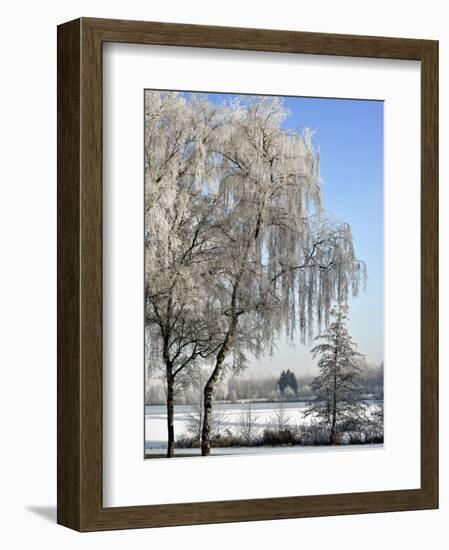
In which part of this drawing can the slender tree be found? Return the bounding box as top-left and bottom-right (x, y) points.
(306, 305), (364, 443)
(238, 402), (259, 444)
(144, 91), (225, 456)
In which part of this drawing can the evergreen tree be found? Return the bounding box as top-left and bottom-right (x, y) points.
(288, 371), (299, 395)
(277, 370), (288, 395)
(306, 305), (364, 443)
(277, 370), (299, 396)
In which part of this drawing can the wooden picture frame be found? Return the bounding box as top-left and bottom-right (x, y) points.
(57, 17), (438, 531)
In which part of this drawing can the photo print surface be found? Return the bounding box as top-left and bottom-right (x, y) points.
(144, 90), (384, 459)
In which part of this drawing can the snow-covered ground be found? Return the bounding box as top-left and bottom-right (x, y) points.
(144, 443), (383, 456)
(145, 401), (382, 455)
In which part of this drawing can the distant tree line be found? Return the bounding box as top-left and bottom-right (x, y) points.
(358, 361), (383, 399)
(145, 361), (383, 405)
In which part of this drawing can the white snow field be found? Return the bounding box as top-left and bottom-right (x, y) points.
(144, 401), (382, 457)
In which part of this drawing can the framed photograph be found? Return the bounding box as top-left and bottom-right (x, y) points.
(57, 17), (438, 531)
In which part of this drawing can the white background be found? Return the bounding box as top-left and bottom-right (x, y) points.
(103, 44), (420, 506)
(0, 0), (446, 548)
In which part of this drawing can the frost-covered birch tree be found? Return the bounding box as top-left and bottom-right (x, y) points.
(305, 305), (364, 443)
(198, 96), (367, 455)
(144, 91), (226, 456)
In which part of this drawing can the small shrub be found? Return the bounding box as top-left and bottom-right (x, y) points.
(261, 428), (299, 446)
(175, 436), (201, 448)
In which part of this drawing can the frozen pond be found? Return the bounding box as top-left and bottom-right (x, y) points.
(146, 401), (308, 448)
(145, 400), (381, 455)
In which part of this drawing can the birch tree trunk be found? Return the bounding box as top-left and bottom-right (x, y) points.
(201, 325), (236, 456)
(200, 239), (249, 456)
(201, 363), (222, 456)
(166, 369), (175, 458)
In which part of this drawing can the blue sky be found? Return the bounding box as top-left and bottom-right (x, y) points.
(185, 91), (384, 372)
(281, 96), (384, 369)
